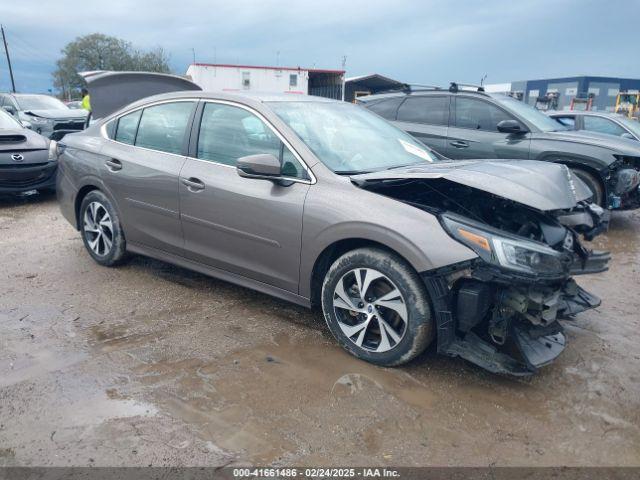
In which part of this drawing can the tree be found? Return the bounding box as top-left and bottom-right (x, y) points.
(52, 33), (171, 99)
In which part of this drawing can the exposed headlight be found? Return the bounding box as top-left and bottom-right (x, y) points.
(48, 140), (58, 161)
(441, 214), (568, 276)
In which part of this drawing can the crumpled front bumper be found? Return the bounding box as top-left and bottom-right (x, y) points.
(421, 251), (608, 376)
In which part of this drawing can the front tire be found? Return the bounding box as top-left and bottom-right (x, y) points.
(321, 247), (434, 366)
(79, 190), (127, 266)
(572, 168), (604, 207)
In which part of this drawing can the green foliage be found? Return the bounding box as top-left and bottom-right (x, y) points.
(52, 33), (171, 97)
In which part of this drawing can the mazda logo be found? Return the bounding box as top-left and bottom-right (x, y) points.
(11, 153), (24, 162)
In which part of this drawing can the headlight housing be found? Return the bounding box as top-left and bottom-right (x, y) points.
(27, 116), (52, 125)
(441, 214), (569, 276)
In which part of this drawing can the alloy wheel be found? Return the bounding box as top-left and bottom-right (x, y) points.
(83, 201), (114, 257)
(332, 268), (408, 353)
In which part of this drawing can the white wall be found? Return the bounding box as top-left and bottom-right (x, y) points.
(186, 65), (309, 94)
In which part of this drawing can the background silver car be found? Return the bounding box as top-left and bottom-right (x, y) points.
(0, 93), (87, 140)
(548, 110), (640, 141)
(55, 79), (610, 375)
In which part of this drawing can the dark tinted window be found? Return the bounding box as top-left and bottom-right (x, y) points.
(114, 110), (142, 145)
(135, 102), (194, 154)
(197, 102), (308, 179)
(554, 116), (575, 128)
(454, 97), (513, 132)
(397, 96), (449, 125)
(583, 116), (626, 137)
(365, 97), (404, 120)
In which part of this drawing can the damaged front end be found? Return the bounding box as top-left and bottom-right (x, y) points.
(353, 162), (611, 375)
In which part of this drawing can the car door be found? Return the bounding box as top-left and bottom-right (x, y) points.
(99, 100), (196, 254)
(394, 95), (450, 155)
(446, 96), (531, 160)
(178, 101), (311, 293)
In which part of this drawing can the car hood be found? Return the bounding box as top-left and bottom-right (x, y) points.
(350, 159), (592, 212)
(0, 127), (49, 150)
(539, 129), (640, 156)
(80, 70), (202, 119)
(22, 109), (87, 120)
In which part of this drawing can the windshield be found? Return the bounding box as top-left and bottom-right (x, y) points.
(268, 101), (438, 174)
(15, 95), (68, 111)
(491, 94), (567, 132)
(617, 116), (640, 138)
(0, 109), (22, 129)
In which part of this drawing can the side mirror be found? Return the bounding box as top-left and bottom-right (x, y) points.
(621, 132), (637, 141)
(2, 105), (16, 116)
(237, 153), (282, 180)
(497, 119), (526, 134)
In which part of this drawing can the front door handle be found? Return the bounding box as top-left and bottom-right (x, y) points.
(105, 159), (122, 171)
(181, 177), (205, 192)
(449, 140), (469, 149)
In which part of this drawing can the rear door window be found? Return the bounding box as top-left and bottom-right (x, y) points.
(365, 97), (404, 120)
(114, 110), (142, 145)
(397, 96), (449, 125)
(135, 102), (195, 154)
(454, 97), (513, 132)
(583, 116), (626, 137)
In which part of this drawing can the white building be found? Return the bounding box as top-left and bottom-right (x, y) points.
(185, 63), (345, 100)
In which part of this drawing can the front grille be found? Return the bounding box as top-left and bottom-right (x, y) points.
(53, 120), (85, 131)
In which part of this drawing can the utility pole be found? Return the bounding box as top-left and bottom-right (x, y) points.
(191, 48), (196, 65)
(1, 25), (16, 93)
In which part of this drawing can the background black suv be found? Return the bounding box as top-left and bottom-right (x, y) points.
(358, 84), (640, 209)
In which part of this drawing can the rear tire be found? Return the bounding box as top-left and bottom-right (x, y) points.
(79, 190), (127, 266)
(321, 247), (434, 366)
(572, 168), (604, 207)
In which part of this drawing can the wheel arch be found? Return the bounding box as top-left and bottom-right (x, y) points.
(73, 179), (121, 230)
(308, 238), (417, 309)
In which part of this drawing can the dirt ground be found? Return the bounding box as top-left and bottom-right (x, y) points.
(0, 191), (639, 468)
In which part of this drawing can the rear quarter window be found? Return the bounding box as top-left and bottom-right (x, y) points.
(364, 97), (404, 120)
(115, 110), (142, 145)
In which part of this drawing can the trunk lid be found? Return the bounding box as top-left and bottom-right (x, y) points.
(80, 71), (202, 119)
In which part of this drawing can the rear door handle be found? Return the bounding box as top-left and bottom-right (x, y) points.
(105, 159), (122, 171)
(449, 140), (469, 148)
(181, 177), (205, 192)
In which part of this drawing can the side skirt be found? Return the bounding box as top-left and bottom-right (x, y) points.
(127, 242), (312, 309)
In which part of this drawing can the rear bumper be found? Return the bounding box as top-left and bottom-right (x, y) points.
(0, 162), (57, 193)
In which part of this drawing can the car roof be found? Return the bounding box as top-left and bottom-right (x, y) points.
(357, 88), (490, 103)
(123, 90), (339, 108)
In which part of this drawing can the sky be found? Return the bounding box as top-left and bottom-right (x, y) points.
(1, 0), (639, 93)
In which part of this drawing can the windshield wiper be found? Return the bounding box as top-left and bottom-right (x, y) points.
(334, 170), (374, 175)
(385, 162), (425, 171)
